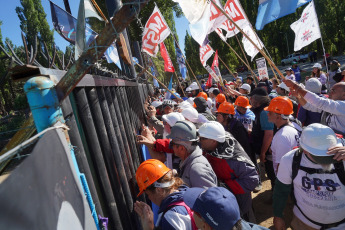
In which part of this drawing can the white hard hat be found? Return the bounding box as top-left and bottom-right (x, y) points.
(151, 100), (162, 108)
(278, 82), (290, 92)
(240, 83), (251, 93)
(182, 107), (199, 123)
(312, 63), (322, 69)
(305, 78), (322, 94)
(198, 121), (226, 143)
(300, 123), (342, 157)
(186, 82), (199, 91)
(162, 112), (185, 127)
(179, 101), (193, 110)
(208, 87), (215, 94)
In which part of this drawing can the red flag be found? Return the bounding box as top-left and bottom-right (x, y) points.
(206, 50), (219, 87)
(200, 44), (214, 66)
(160, 42), (175, 72)
(142, 6), (170, 57)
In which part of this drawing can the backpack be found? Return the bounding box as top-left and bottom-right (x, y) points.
(291, 147), (345, 229)
(159, 201), (198, 230)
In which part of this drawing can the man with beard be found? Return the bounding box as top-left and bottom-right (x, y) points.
(198, 121), (259, 222)
(273, 124), (345, 230)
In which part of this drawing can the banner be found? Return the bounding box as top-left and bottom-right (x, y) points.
(219, 0), (250, 38)
(290, 1), (321, 51)
(215, 28), (227, 42)
(256, 0), (312, 30)
(189, 0), (227, 45)
(256, 57), (269, 80)
(160, 43), (175, 72)
(172, 0), (209, 24)
(200, 44), (214, 67)
(104, 43), (122, 70)
(84, 0), (103, 21)
(151, 66), (160, 87)
(242, 25), (264, 61)
(142, 6), (171, 57)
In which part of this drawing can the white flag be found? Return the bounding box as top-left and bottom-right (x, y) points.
(219, 0), (250, 38)
(290, 1), (321, 51)
(187, 0), (227, 45)
(242, 25), (264, 61)
(104, 44), (122, 70)
(142, 6), (171, 57)
(172, 0), (209, 24)
(84, 0), (103, 21)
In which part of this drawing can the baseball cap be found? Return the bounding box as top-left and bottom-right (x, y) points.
(184, 187), (241, 230)
(312, 63), (322, 69)
(186, 82), (199, 91)
(285, 67), (293, 71)
(240, 83), (251, 93)
(249, 87), (268, 96)
(305, 78), (322, 94)
(278, 82), (290, 92)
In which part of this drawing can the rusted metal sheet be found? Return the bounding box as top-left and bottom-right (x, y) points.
(55, 2), (148, 101)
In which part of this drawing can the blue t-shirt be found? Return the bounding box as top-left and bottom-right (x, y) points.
(260, 111), (274, 130)
(292, 66), (301, 82)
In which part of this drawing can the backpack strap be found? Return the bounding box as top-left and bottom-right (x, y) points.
(291, 148), (303, 181)
(163, 201), (198, 230)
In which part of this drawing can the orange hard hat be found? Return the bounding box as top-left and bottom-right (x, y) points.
(234, 96), (251, 108)
(264, 96), (293, 115)
(197, 92), (208, 100)
(136, 159), (171, 197)
(217, 102), (235, 115)
(216, 93), (226, 103)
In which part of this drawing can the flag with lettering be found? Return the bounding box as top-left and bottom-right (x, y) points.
(200, 44), (214, 67)
(219, 0), (250, 38)
(142, 6), (171, 57)
(290, 1), (321, 51)
(160, 42), (175, 72)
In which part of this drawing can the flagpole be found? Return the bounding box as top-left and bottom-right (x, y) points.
(216, 36), (259, 81)
(218, 55), (236, 79)
(233, 34), (259, 83)
(235, 0), (279, 82)
(174, 71), (186, 97)
(210, 0), (285, 80)
(136, 62), (180, 99)
(312, 0), (328, 74)
(89, 0), (109, 22)
(154, 3), (203, 91)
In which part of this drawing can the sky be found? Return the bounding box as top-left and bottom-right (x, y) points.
(0, 0), (190, 55)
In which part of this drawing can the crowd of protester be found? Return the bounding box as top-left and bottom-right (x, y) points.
(134, 60), (345, 230)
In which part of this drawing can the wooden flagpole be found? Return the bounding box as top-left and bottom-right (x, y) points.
(154, 3), (203, 91)
(210, 0), (285, 80)
(174, 71), (186, 97)
(90, 0), (109, 23)
(218, 55), (236, 79)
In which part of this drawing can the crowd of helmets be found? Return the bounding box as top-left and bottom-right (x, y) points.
(133, 60), (345, 230)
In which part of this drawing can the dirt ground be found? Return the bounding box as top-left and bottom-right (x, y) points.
(252, 163), (294, 229)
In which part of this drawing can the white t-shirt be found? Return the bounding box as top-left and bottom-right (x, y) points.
(286, 74), (296, 81)
(278, 150), (345, 229)
(271, 123), (301, 174)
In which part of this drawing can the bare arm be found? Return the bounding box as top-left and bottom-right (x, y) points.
(260, 130), (273, 163)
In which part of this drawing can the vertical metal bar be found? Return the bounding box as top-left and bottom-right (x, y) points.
(104, 87), (136, 177)
(60, 95), (103, 216)
(122, 28), (137, 79)
(86, 87), (135, 230)
(110, 87), (140, 170)
(73, 87), (123, 230)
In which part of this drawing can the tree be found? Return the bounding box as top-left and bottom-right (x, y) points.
(16, 0), (54, 54)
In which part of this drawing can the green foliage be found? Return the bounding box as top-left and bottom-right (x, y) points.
(15, 0), (54, 53)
